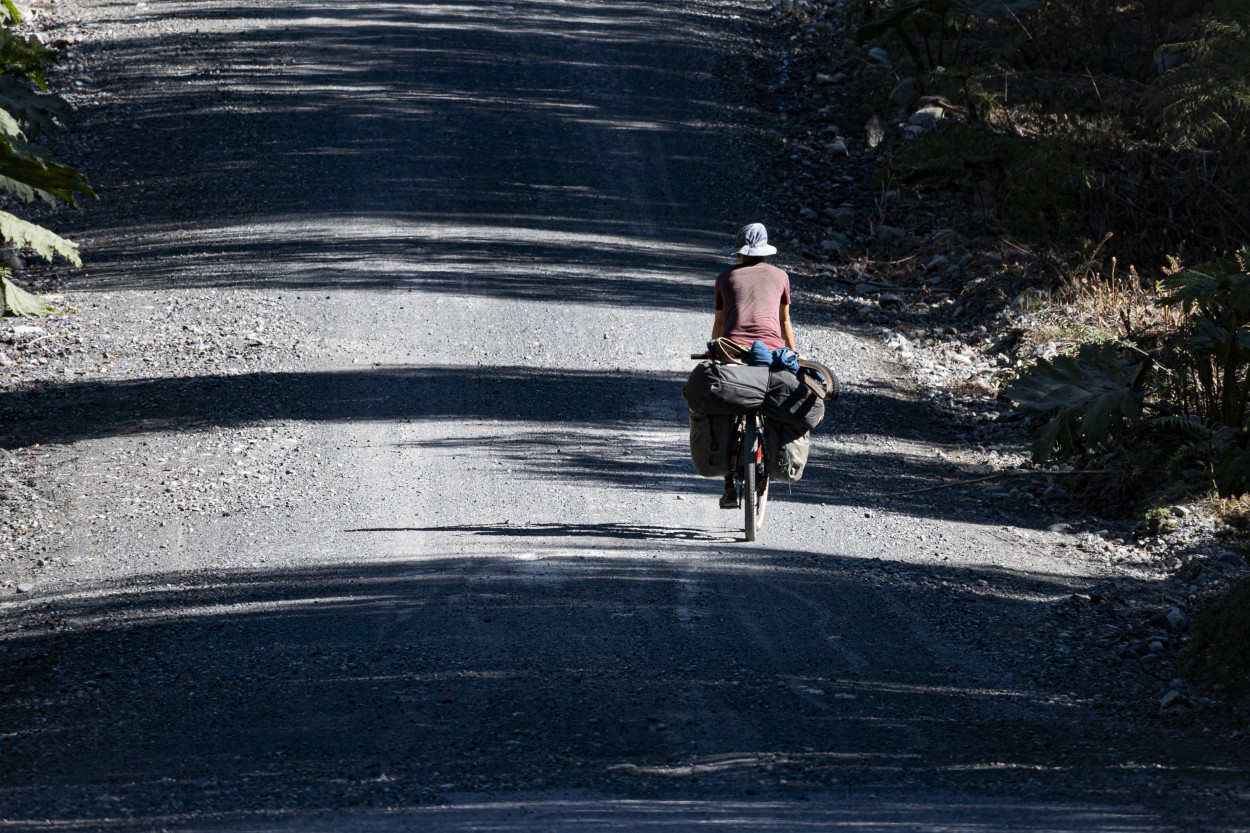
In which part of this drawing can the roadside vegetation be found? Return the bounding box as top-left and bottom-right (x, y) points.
(816, 0), (1250, 702)
(0, 0), (91, 313)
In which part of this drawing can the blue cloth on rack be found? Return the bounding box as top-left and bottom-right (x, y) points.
(747, 341), (773, 367)
(771, 347), (799, 374)
(746, 341), (801, 374)
(740, 340), (800, 372)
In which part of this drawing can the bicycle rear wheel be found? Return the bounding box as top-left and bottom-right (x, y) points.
(743, 414), (758, 541)
(756, 463), (769, 529)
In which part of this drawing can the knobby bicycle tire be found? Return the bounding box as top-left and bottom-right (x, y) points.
(756, 461), (769, 530)
(798, 358), (840, 401)
(743, 414), (758, 542)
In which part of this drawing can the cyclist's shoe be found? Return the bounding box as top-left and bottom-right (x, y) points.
(719, 482), (739, 509)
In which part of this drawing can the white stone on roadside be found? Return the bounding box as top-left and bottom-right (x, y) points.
(815, 73), (837, 85)
(1159, 690), (1188, 709)
(867, 47), (891, 65)
(16, 582), (33, 593)
(12, 325), (43, 337)
(865, 115), (885, 149)
(1165, 607), (1187, 632)
(909, 106), (945, 129)
(1171, 505), (1191, 518)
(828, 137), (848, 155)
(1048, 523), (1073, 533)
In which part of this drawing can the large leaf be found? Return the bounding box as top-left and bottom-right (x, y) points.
(1214, 444), (1250, 498)
(1007, 342), (1145, 460)
(1030, 409), (1078, 461)
(1, 273), (51, 316)
(0, 210), (80, 265)
(0, 76), (72, 134)
(1159, 249), (1250, 315)
(0, 28), (55, 92)
(0, 173), (44, 205)
(0, 134), (94, 206)
(0, 106), (21, 140)
(1190, 314), (1233, 352)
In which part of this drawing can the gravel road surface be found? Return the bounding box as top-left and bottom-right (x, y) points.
(1, 0), (1248, 830)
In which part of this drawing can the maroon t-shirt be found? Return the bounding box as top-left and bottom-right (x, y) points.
(714, 262), (791, 350)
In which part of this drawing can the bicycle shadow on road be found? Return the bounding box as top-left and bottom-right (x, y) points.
(347, 522), (735, 544)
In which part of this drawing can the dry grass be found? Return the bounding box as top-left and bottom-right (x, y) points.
(1015, 236), (1188, 358)
(1061, 242), (1187, 346)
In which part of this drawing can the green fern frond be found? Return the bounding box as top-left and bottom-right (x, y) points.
(1150, 413), (1210, 438)
(1146, 1), (1250, 148)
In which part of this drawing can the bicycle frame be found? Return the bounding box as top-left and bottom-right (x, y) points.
(731, 411), (768, 542)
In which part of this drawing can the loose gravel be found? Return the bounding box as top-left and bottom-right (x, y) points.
(0, 0), (1248, 830)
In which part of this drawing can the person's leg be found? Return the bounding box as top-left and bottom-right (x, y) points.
(719, 472), (737, 508)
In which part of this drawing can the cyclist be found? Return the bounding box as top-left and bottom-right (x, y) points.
(710, 222), (796, 508)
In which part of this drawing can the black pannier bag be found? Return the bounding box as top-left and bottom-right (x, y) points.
(683, 361), (770, 415)
(688, 411), (735, 477)
(765, 421), (812, 482)
(762, 369), (825, 431)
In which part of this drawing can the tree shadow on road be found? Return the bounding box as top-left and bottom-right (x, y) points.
(48, 0), (754, 311)
(1, 362), (1053, 529)
(0, 551), (1241, 830)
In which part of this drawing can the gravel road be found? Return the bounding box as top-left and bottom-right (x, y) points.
(1, 0), (1248, 830)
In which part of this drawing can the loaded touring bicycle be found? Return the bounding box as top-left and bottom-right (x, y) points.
(686, 343), (837, 541)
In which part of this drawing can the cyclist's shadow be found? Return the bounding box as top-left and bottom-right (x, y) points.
(347, 522), (735, 543)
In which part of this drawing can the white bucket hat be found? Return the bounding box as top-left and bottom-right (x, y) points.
(726, 222), (778, 257)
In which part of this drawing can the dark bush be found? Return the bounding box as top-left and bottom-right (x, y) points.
(1181, 576), (1250, 699)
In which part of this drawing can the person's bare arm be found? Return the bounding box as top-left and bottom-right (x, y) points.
(779, 303), (796, 351)
(711, 309), (725, 342)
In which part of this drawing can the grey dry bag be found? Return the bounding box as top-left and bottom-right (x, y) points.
(683, 361), (770, 416)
